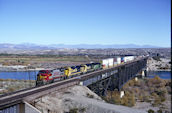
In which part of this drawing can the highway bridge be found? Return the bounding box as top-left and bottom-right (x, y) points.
(0, 57), (148, 113)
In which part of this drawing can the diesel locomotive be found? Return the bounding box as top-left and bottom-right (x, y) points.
(36, 63), (102, 85)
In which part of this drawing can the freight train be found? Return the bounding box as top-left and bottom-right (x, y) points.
(36, 56), (135, 86)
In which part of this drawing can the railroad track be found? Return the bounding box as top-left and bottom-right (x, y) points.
(0, 77), (79, 109)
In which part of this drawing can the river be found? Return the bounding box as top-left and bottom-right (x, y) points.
(147, 71), (171, 79)
(0, 71), (171, 80)
(0, 71), (38, 80)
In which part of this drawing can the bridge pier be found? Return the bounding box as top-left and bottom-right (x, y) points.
(134, 77), (138, 81)
(120, 91), (125, 98)
(141, 69), (147, 78)
(141, 70), (145, 78)
(23, 101), (41, 113)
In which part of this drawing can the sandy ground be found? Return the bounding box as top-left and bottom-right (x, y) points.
(33, 85), (148, 113)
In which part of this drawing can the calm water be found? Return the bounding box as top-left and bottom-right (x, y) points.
(147, 71), (171, 79)
(0, 71), (38, 80)
(0, 71), (171, 80)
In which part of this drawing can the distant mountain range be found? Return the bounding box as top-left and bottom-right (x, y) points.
(0, 43), (162, 49)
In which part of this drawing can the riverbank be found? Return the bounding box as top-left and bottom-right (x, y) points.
(147, 57), (171, 71)
(0, 79), (35, 95)
(0, 65), (45, 72)
(0, 55), (91, 72)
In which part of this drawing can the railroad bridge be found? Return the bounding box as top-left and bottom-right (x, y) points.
(0, 57), (148, 113)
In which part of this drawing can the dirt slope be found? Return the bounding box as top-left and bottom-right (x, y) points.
(33, 85), (147, 113)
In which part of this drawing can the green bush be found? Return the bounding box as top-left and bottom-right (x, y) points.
(69, 107), (86, 113)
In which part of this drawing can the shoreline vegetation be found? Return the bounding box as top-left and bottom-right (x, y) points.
(0, 79), (35, 95)
(0, 55), (171, 72)
(102, 76), (171, 113)
(0, 55), (96, 71)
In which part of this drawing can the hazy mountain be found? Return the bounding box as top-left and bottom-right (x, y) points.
(0, 43), (161, 50)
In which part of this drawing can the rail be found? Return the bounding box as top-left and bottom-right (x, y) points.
(0, 77), (79, 109)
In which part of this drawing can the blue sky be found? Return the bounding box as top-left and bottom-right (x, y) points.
(0, 0), (171, 47)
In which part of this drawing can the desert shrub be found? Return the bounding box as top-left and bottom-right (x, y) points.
(164, 110), (170, 113)
(140, 81), (146, 89)
(69, 108), (78, 113)
(148, 109), (155, 113)
(111, 91), (121, 105)
(147, 76), (166, 88)
(134, 88), (140, 94)
(149, 87), (155, 93)
(166, 86), (171, 94)
(152, 96), (161, 107)
(143, 95), (151, 102)
(0, 79), (4, 82)
(120, 96), (128, 106)
(159, 66), (170, 70)
(138, 95), (144, 102)
(128, 80), (135, 86)
(2, 62), (10, 66)
(123, 83), (129, 89)
(105, 91), (114, 103)
(153, 76), (161, 83)
(155, 88), (167, 97)
(138, 91), (150, 102)
(79, 107), (86, 112)
(134, 80), (141, 87)
(86, 93), (94, 98)
(160, 96), (166, 102)
(7, 87), (15, 92)
(165, 81), (171, 88)
(120, 91), (135, 107)
(127, 93), (136, 107)
(152, 56), (161, 61)
(151, 92), (158, 98)
(157, 109), (163, 113)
